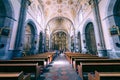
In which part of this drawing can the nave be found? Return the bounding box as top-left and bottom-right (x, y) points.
(1, 0), (120, 80)
(39, 53), (81, 80)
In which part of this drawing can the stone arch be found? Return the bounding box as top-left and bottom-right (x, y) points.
(0, 0), (15, 59)
(46, 16), (74, 28)
(113, 0), (120, 27)
(23, 19), (38, 55)
(107, 0), (120, 50)
(45, 17), (75, 30)
(81, 19), (97, 55)
(82, 19), (93, 53)
(83, 21), (97, 55)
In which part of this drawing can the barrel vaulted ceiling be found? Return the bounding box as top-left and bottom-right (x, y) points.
(39, 0), (81, 24)
(36, 0), (90, 35)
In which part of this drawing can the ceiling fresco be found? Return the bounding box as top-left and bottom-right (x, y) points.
(36, 0), (90, 36)
(40, 0), (81, 24)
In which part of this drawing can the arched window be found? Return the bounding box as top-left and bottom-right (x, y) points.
(23, 23), (36, 55)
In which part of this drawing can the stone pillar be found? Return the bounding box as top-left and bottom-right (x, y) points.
(49, 36), (51, 51)
(41, 29), (47, 53)
(92, 0), (107, 57)
(14, 0), (31, 57)
(81, 33), (87, 54)
(32, 34), (39, 54)
(44, 29), (46, 52)
(73, 31), (76, 52)
(74, 33), (79, 52)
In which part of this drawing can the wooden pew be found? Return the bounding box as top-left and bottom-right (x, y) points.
(66, 55), (99, 63)
(70, 56), (107, 64)
(0, 63), (40, 80)
(65, 52), (90, 60)
(77, 63), (120, 80)
(88, 71), (120, 80)
(65, 53), (93, 62)
(0, 59), (47, 68)
(14, 56), (50, 65)
(14, 52), (55, 64)
(29, 52), (55, 63)
(73, 59), (120, 70)
(0, 71), (30, 80)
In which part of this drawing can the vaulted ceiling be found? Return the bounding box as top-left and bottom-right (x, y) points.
(38, 0), (82, 36)
(40, 0), (81, 23)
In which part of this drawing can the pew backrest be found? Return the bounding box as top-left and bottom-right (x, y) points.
(0, 63), (40, 80)
(78, 63), (120, 80)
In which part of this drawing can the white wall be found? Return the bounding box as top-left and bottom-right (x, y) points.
(9, 0), (21, 50)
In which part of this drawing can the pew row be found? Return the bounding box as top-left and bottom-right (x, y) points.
(64, 52), (108, 64)
(0, 71), (30, 80)
(65, 53), (96, 63)
(0, 59), (47, 68)
(88, 71), (120, 80)
(71, 57), (107, 65)
(73, 59), (120, 70)
(0, 63), (40, 80)
(77, 63), (120, 80)
(14, 52), (55, 64)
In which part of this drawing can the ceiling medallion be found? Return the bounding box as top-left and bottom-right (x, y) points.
(57, 0), (62, 4)
(46, 1), (51, 5)
(68, 0), (73, 5)
(58, 9), (62, 13)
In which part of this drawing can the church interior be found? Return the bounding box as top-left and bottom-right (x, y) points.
(0, 0), (120, 80)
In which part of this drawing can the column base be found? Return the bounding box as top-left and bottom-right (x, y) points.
(107, 50), (120, 59)
(0, 50), (13, 60)
(97, 50), (108, 57)
(13, 50), (23, 58)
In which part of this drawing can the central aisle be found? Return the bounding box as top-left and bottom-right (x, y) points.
(40, 53), (81, 80)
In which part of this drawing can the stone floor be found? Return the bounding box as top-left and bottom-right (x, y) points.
(38, 53), (82, 80)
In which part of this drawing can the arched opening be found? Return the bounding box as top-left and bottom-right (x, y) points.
(39, 32), (43, 53)
(113, 0), (120, 47)
(0, 0), (14, 59)
(85, 22), (97, 55)
(113, 0), (120, 26)
(77, 32), (82, 52)
(52, 31), (67, 51)
(0, 0), (6, 27)
(23, 23), (36, 56)
(45, 17), (74, 52)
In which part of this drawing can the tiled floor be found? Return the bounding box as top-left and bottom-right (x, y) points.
(39, 53), (82, 80)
